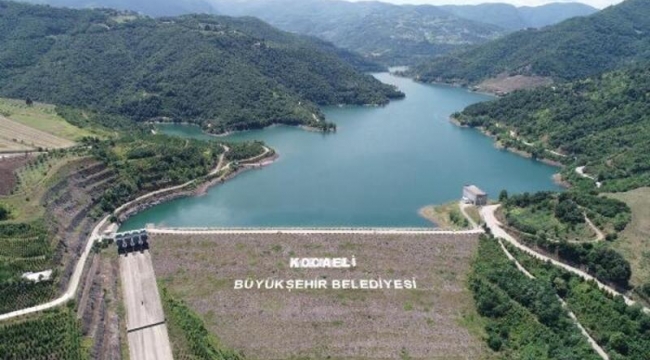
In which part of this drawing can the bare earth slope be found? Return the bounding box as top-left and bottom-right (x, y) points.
(151, 232), (487, 359)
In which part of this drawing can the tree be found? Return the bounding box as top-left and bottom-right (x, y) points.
(498, 189), (509, 202)
(609, 332), (629, 355)
(0, 204), (9, 221)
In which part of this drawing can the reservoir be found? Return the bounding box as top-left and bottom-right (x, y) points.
(121, 73), (562, 229)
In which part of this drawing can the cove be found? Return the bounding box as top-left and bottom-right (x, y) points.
(120, 73), (562, 230)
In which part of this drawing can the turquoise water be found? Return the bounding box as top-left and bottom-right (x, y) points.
(121, 73), (561, 229)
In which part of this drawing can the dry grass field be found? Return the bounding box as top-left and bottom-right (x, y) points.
(0, 98), (94, 142)
(608, 188), (650, 287)
(0, 115), (75, 151)
(151, 232), (490, 359)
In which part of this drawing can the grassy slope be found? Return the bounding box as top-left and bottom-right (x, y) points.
(0, 98), (96, 141)
(419, 201), (471, 230)
(161, 287), (243, 360)
(607, 188), (650, 287)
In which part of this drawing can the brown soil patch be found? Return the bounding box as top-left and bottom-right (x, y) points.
(0, 154), (31, 195)
(151, 233), (488, 359)
(477, 74), (553, 94)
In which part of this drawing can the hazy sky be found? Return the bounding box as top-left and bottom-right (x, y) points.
(346, 0), (624, 9)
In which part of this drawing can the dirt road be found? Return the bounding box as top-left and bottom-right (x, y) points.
(576, 166), (602, 188)
(496, 239), (609, 360)
(459, 202), (480, 229)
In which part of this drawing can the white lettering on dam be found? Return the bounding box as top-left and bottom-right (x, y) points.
(289, 256), (356, 268)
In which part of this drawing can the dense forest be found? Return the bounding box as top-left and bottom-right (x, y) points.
(0, 1), (403, 134)
(20, 0), (597, 67)
(409, 0), (650, 86)
(0, 309), (86, 359)
(439, 2), (596, 31)
(471, 235), (600, 359)
(85, 134), (267, 213)
(501, 191), (633, 288)
(213, 0), (596, 66)
(213, 0), (505, 66)
(455, 65), (650, 192)
(0, 221), (56, 314)
(507, 242), (650, 359)
(22, 0), (216, 17)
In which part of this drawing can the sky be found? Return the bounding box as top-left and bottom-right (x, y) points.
(345, 0), (624, 9)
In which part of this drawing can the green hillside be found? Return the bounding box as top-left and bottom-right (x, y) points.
(410, 0), (650, 87)
(0, 1), (403, 134)
(213, 0), (506, 66)
(440, 2), (597, 31)
(454, 64), (650, 192)
(21, 0), (216, 17)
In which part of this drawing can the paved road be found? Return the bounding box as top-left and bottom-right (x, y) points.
(1, 144), (276, 321)
(119, 251), (166, 330)
(0, 215), (110, 321)
(481, 204), (649, 314)
(127, 325), (174, 360)
(120, 251), (173, 360)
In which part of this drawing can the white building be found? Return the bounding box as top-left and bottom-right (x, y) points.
(22, 270), (53, 283)
(463, 185), (488, 206)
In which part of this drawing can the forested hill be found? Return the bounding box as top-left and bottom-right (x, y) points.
(0, 1), (403, 134)
(212, 0), (507, 66)
(440, 2), (597, 31)
(409, 0), (650, 88)
(21, 0), (216, 17)
(454, 64), (650, 192)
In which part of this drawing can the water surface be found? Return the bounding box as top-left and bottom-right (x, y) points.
(121, 73), (561, 229)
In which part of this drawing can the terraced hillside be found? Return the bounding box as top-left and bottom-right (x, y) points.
(74, 249), (125, 359)
(43, 158), (119, 294)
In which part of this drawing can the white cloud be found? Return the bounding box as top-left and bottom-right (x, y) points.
(344, 0), (624, 9)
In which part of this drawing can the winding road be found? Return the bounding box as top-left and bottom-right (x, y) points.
(0, 144), (272, 322)
(480, 204), (649, 314)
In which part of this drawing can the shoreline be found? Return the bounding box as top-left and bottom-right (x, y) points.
(115, 150), (279, 226)
(449, 116), (567, 172)
(151, 120), (332, 137)
(449, 116), (569, 188)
